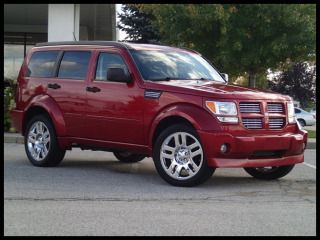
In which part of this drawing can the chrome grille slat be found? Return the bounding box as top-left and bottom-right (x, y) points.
(239, 102), (261, 113)
(242, 118), (263, 129)
(269, 118), (285, 129)
(267, 103), (284, 113)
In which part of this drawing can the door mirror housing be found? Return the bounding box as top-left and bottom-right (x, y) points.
(221, 73), (229, 83)
(107, 67), (132, 83)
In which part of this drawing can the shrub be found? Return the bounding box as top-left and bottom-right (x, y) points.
(4, 78), (17, 132)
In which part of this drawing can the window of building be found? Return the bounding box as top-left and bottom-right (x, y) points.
(95, 53), (128, 81)
(4, 32), (47, 82)
(27, 51), (59, 78)
(58, 51), (91, 80)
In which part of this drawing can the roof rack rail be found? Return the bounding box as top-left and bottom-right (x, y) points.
(35, 41), (130, 49)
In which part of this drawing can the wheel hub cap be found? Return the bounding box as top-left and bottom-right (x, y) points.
(175, 147), (190, 164)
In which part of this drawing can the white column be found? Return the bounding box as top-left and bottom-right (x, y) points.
(48, 4), (80, 42)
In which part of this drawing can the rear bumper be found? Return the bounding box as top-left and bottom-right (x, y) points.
(10, 109), (24, 133)
(199, 128), (308, 168)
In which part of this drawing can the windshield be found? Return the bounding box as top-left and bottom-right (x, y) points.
(129, 49), (225, 83)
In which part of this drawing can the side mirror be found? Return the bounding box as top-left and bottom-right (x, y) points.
(221, 73), (229, 83)
(107, 67), (132, 83)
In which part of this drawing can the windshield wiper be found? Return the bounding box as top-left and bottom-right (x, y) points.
(149, 77), (181, 82)
(189, 78), (212, 81)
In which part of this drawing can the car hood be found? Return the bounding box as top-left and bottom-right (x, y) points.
(144, 80), (291, 101)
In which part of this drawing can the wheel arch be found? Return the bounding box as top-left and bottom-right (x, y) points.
(149, 103), (222, 148)
(23, 95), (66, 137)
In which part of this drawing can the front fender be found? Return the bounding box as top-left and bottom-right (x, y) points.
(24, 94), (67, 136)
(148, 103), (222, 147)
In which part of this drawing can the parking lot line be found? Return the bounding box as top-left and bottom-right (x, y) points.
(303, 162), (316, 169)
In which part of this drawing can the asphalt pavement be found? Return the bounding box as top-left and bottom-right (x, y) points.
(4, 143), (316, 236)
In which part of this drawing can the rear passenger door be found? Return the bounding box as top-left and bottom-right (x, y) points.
(46, 51), (91, 138)
(84, 50), (144, 144)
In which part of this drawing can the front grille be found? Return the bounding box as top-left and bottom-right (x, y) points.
(242, 118), (263, 129)
(239, 102), (261, 113)
(269, 118), (285, 129)
(267, 103), (284, 113)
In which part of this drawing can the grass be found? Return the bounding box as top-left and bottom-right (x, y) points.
(307, 130), (316, 139)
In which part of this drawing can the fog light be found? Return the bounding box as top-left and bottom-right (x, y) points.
(220, 144), (228, 154)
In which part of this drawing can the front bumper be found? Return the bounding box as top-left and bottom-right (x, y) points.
(199, 127), (308, 168)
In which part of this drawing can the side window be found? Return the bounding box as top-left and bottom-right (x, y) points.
(58, 51), (91, 80)
(95, 53), (128, 81)
(27, 51), (59, 77)
(295, 108), (301, 114)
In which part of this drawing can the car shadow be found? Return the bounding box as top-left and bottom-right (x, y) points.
(57, 158), (283, 188)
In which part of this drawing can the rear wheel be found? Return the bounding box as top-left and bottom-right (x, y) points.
(25, 114), (66, 167)
(297, 119), (306, 127)
(113, 151), (145, 163)
(244, 165), (295, 180)
(153, 124), (215, 187)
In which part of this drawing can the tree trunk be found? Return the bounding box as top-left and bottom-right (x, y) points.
(248, 71), (256, 88)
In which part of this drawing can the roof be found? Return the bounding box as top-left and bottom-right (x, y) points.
(34, 41), (196, 53)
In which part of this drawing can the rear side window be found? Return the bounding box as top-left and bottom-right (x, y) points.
(95, 53), (128, 81)
(58, 51), (91, 80)
(27, 51), (59, 77)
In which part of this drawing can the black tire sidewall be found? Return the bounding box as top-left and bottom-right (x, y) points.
(244, 165), (295, 180)
(113, 151), (145, 163)
(298, 119), (306, 127)
(153, 124), (215, 187)
(24, 114), (65, 167)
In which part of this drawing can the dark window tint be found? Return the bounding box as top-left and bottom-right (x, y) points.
(58, 51), (91, 79)
(95, 53), (128, 81)
(27, 51), (59, 77)
(295, 108), (301, 114)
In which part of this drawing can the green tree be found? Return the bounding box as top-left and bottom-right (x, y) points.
(117, 4), (160, 42)
(141, 4), (316, 87)
(268, 62), (316, 108)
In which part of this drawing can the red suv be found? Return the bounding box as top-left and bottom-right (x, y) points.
(11, 41), (308, 186)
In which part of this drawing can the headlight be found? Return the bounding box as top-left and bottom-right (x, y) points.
(287, 101), (296, 123)
(205, 101), (238, 123)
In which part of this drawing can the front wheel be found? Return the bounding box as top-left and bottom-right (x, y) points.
(153, 124), (215, 187)
(244, 165), (295, 180)
(113, 151), (145, 163)
(298, 119), (306, 127)
(25, 114), (66, 167)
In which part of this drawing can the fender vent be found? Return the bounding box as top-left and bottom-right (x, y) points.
(144, 90), (162, 99)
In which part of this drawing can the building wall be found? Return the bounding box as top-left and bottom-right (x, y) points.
(48, 4), (80, 41)
(4, 4), (116, 82)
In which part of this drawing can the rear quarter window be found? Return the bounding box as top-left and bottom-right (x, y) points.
(58, 51), (91, 80)
(27, 51), (59, 77)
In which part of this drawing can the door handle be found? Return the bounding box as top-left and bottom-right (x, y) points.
(86, 86), (101, 93)
(48, 83), (61, 89)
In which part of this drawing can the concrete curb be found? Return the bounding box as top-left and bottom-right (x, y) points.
(4, 133), (317, 149)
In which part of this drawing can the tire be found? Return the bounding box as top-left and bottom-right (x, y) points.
(298, 119), (306, 127)
(153, 124), (215, 187)
(244, 165), (295, 180)
(113, 151), (145, 163)
(24, 114), (66, 167)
